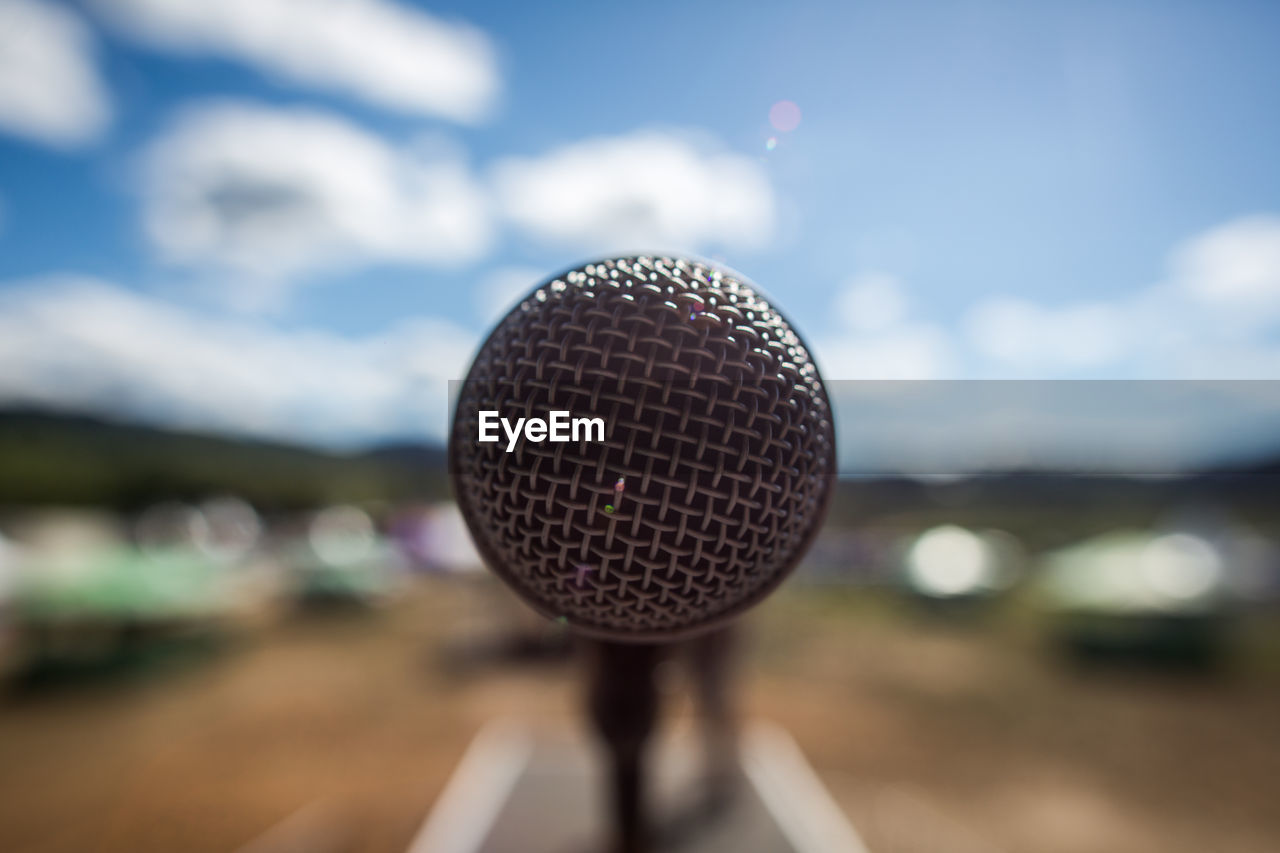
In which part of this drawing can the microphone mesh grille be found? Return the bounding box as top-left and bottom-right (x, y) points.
(450, 256), (836, 641)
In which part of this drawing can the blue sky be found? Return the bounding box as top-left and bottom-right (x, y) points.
(0, 0), (1279, 462)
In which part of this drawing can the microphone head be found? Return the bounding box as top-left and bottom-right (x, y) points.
(450, 256), (836, 642)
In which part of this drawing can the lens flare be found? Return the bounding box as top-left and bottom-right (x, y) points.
(768, 100), (801, 133)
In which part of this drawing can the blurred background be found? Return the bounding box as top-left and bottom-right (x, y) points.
(1, 1), (1279, 851)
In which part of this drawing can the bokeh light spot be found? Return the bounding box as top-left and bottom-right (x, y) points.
(906, 525), (995, 597)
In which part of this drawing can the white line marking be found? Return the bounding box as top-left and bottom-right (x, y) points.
(742, 722), (873, 853)
(406, 720), (533, 853)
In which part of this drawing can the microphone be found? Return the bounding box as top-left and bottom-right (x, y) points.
(450, 255), (836, 642)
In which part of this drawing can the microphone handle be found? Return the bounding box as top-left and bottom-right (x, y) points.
(586, 639), (663, 853)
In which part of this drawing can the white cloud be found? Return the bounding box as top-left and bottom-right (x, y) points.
(0, 276), (474, 443)
(1170, 214), (1280, 312)
(492, 131), (775, 253)
(963, 215), (1280, 378)
(0, 0), (111, 146)
(143, 101), (492, 300)
(818, 324), (954, 380)
(965, 299), (1126, 371)
(837, 272), (908, 333)
(91, 0), (498, 122)
(816, 271), (955, 379)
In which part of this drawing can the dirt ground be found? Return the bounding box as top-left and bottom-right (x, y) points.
(0, 578), (1277, 853)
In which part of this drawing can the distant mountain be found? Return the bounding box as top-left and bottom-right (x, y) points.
(2, 407), (1277, 539)
(0, 408), (449, 509)
(360, 441), (448, 469)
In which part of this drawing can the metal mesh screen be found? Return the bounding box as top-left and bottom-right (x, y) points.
(450, 256), (836, 641)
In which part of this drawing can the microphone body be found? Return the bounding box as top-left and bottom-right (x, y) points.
(450, 256), (835, 852)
